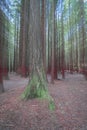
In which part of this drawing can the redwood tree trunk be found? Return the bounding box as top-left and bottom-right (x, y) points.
(23, 0), (47, 99)
(0, 15), (4, 93)
(61, 0), (65, 79)
(0, 49), (4, 93)
(51, 1), (55, 83)
(21, 0), (27, 77)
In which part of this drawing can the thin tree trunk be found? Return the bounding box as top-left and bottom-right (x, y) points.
(51, 1), (55, 83)
(0, 10), (4, 92)
(41, 0), (46, 74)
(69, 0), (73, 74)
(61, 1), (65, 79)
(21, 0), (27, 77)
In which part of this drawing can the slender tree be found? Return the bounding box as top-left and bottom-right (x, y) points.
(61, 0), (65, 78)
(0, 9), (4, 93)
(51, 0), (55, 83)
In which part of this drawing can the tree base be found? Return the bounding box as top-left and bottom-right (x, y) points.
(3, 75), (9, 80)
(0, 83), (4, 93)
(22, 67), (55, 110)
(22, 73), (48, 99)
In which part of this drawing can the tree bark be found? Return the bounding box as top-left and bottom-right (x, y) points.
(0, 9), (4, 93)
(61, 0), (65, 79)
(51, 1), (55, 83)
(23, 0), (47, 99)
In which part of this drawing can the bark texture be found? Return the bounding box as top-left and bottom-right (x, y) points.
(23, 0), (48, 99)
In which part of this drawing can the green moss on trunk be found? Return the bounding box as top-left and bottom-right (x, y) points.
(22, 68), (55, 110)
(22, 67), (48, 99)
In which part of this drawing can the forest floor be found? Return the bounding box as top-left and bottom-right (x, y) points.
(0, 72), (87, 130)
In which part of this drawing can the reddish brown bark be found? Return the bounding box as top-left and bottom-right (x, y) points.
(0, 67), (3, 82)
(61, 0), (65, 79)
(0, 9), (4, 92)
(21, 66), (27, 77)
(0, 45), (4, 92)
(3, 67), (9, 79)
(69, 0), (73, 74)
(0, 68), (4, 93)
(21, 1), (26, 77)
(54, 51), (58, 79)
(18, 0), (27, 77)
(51, 1), (55, 83)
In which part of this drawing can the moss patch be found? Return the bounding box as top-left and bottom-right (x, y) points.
(21, 73), (48, 99)
(21, 70), (55, 111)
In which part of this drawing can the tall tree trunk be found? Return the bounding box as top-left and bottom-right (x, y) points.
(18, 0), (24, 74)
(69, 0), (73, 74)
(74, 8), (79, 72)
(51, 0), (55, 83)
(0, 10), (4, 93)
(14, 11), (20, 73)
(47, 2), (51, 74)
(0, 40), (4, 93)
(61, 0), (65, 79)
(80, 0), (85, 73)
(21, 0), (27, 77)
(54, 7), (58, 79)
(3, 20), (9, 79)
(41, 0), (46, 74)
(23, 0), (47, 99)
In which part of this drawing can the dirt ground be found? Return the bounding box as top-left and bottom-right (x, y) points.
(0, 73), (87, 130)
